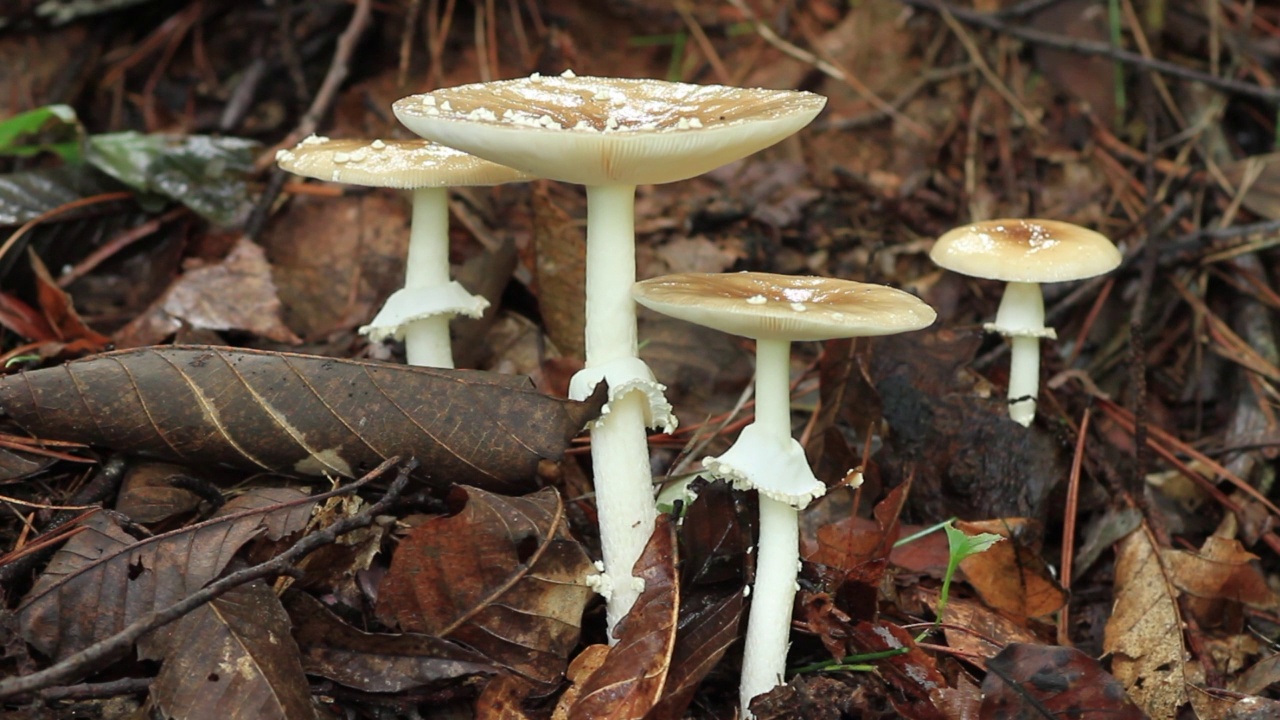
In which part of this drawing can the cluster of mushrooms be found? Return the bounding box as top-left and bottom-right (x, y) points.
(277, 71), (1121, 717)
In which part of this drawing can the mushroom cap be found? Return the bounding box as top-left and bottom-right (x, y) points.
(632, 272), (936, 341)
(392, 74), (826, 187)
(275, 136), (533, 188)
(930, 218), (1121, 283)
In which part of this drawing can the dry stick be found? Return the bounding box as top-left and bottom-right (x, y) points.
(1057, 407), (1090, 648)
(932, 3), (1045, 135)
(246, 0), (374, 238)
(0, 457), (410, 701)
(674, 0), (732, 84)
(723, 0), (931, 139)
(899, 0), (1280, 103)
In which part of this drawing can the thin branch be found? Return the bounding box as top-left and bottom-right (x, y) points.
(899, 0), (1280, 103)
(0, 457), (412, 701)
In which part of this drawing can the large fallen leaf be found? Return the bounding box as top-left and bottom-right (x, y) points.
(150, 578), (316, 720)
(1103, 523), (1189, 717)
(571, 515), (678, 719)
(980, 643), (1144, 720)
(0, 346), (600, 493)
(284, 591), (494, 693)
(647, 586), (744, 720)
(955, 519), (1066, 622)
(1164, 535), (1280, 610)
(375, 486), (594, 686)
(17, 488), (315, 661)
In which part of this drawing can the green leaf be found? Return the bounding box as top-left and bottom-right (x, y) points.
(0, 105), (84, 162)
(944, 522), (1003, 561)
(86, 133), (260, 227)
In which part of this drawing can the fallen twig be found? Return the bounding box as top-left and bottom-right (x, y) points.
(0, 456), (412, 701)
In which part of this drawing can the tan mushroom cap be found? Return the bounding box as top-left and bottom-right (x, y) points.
(393, 73), (826, 187)
(931, 219), (1121, 283)
(632, 272), (936, 342)
(274, 136), (533, 188)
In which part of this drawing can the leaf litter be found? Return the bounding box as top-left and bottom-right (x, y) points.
(4, 0), (1280, 716)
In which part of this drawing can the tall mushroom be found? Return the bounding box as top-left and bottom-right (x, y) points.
(930, 219), (1120, 426)
(393, 73), (826, 632)
(632, 272), (936, 716)
(276, 136), (532, 368)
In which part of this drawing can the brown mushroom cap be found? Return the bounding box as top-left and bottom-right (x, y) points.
(930, 218), (1121, 283)
(393, 74), (826, 187)
(275, 136), (533, 188)
(632, 272), (936, 342)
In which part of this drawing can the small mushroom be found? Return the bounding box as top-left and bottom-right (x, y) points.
(394, 74), (827, 633)
(930, 219), (1121, 426)
(276, 137), (532, 368)
(632, 271), (936, 716)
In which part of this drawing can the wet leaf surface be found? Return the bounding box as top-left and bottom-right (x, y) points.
(150, 578), (317, 720)
(0, 345), (600, 493)
(375, 486), (594, 686)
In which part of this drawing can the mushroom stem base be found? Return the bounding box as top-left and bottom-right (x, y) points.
(740, 495), (799, 717)
(1007, 335), (1041, 426)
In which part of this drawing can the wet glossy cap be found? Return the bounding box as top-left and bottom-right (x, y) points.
(931, 219), (1121, 283)
(275, 136), (533, 188)
(393, 72), (827, 187)
(632, 272), (936, 341)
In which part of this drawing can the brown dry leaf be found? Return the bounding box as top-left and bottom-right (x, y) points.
(113, 462), (204, 524)
(532, 183), (586, 360)
(1164, 535), (1280, 609)
(1028, 0), (1116, 127)
(912, 586), (1039, 663)
(477, 672), (541, 720)
(647, 587), (744, 720)
(375, 486), (594, 686)
(115, 237), (300, 347)
(261, 192), (408, 339)
(571, 515), (678, 719)
(955, 519), (1066, 622)
(284, 591), (494, 693)
(150, 579), (316, 720)
(678, 480), (748, 587)
(847, 621), (947, 720)
(17, 488), (316, 661)
(1221, 153), (1280, 220)
(552, 645), (611, 719)
(0, 346), (600, 494)
(979, 643), (1144, 720)
(1103, 524), (1189, 717)
(0, 250), (112, 360)
(651, 235), (744, 275)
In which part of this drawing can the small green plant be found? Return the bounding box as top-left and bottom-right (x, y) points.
(794, 518), (1003, 675)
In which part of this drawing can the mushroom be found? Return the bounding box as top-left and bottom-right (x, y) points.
(631, 271), (936, 715)
(393, 73), (826, 632)
(930, 219), (1121, 426)
(276, 136), (532, 368)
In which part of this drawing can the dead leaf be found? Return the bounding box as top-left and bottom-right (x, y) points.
(652, 235), (744, 275)
(375, 486), (594, 686)
(532, 183), (586, 360)
(912, 586), (1040, 663)
(151, 579), (317, 720)
(1103, 523), (1189, 717)
(113, 461), (205, 524)
(284, 591), (494, 693)
(678, 479), (748, 587)
(1164, 535), (1280, 609)
(0, 250), (111, 361)
(571, 515), (678, 719)
(980, 643), (1144, 720)
(477, 672), (541, 720)
(553, 645), (610, 719)
(17, 488), (316, 661)
(955, 519), (1066, 622)
(0, 345), (600, 493)
(646, 586), (744, 720)
(115, 237), (301, 347)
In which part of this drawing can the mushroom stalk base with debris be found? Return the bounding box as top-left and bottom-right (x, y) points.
(579, 184), (660, 637)
(729, 338), (815, 715)
(987, 281), (1054, 427)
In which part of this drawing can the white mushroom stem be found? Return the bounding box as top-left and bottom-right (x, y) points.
(739, 337), (800, 716)
(990, 281), (1051, 427)
(583, 183), (658, 636)
(403, 187), (454, 368)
